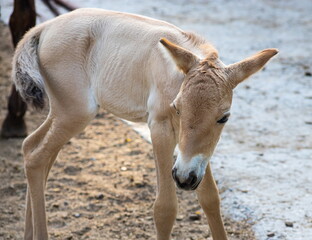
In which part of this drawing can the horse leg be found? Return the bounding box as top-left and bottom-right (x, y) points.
(24, 150), (58, 240)
(149, 118), (178, 240)
(23, 107), (95, 240)
(196, 163), (228, 240)
(1, 85), (27, 138)
(24, 181), (33, 239)
(1, 0), (36, 138)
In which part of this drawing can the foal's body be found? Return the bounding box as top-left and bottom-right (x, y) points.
(14, 8), (277, 240)
(37, 9), (192, 122)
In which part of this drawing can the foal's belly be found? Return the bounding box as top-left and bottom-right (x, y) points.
(94, 79), (149, 123)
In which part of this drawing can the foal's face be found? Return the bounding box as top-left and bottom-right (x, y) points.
(172, 66), (233, 190)
(160, 38), (278, 190)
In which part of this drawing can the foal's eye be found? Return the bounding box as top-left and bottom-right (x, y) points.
(217, 115), (229, 124)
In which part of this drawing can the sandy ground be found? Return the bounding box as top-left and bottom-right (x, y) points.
(1, 0), (312, 239)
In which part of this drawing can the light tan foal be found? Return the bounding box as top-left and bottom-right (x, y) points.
(12, 8), (277, 240)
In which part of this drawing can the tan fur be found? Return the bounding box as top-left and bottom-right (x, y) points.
(13, 8), (277, 240)
(160, 38), (199, 74)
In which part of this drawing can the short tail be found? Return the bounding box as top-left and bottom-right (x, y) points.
(12, 25), (45, 109)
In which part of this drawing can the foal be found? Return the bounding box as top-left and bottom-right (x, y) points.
(13, 8), (278, 240)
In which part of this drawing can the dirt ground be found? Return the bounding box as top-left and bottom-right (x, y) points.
(0, 22), (255, 239)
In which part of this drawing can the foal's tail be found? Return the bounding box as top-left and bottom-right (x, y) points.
(12, 25), (46, 109)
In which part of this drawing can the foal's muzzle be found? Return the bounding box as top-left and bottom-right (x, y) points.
(172, 168), (202, 191)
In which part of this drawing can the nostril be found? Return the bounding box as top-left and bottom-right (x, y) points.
(188, 171), (198, 186)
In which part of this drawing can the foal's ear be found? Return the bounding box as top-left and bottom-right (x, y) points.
(160, 38), (199, 74)
(226, 48), (278, 88)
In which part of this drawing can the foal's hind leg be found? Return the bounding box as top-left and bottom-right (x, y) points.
(196, 163), (228, 240)
(23, 108), (95, 240)
(23, 116), (52, 240)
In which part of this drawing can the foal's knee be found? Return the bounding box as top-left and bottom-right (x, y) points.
(154, 195), (178, 219)
(197, 191), (221, 214)
(153, 192), (178, 228)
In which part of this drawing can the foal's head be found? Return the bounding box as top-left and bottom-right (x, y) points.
(160, 38), (278, 190)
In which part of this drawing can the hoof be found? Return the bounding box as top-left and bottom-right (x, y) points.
(1, 114), (27, 138)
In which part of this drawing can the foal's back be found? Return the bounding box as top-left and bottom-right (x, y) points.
(37, 8), (192, 121)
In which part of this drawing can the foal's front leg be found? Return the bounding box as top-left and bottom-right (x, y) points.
(149, 119), (178, 240)
(196, 163), (228, 240)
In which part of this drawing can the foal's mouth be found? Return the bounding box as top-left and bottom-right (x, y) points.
(190, 179), (202, 190)
(172, 168), (203, 191)
(175, 179), (202, 191)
